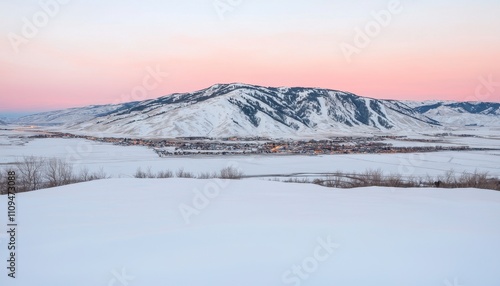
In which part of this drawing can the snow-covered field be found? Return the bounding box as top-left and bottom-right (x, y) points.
(1, 128), (499, 285)
(1, 136), (499, 178)
(0, 179), (499, 285)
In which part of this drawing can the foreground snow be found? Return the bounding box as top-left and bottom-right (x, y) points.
(1, 179), (499, 285)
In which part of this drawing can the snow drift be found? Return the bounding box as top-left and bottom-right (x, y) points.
(0, 178), (499, 285)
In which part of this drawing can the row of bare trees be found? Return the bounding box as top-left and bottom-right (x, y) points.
(0, 156), (108, 194)
(279, 169), (500, 191)
(0, 157), (245, 194)
(133, 166), (244, 179)
(1, 157), (498, 194)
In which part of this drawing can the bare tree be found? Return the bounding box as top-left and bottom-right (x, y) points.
(44, 158), (74, 187)
(76, 166), (109, 182)
(219, 166), (243, 179)
(16, 156), (45, 192)
(87, 167), (109, 181)
(197, 171), (217, 179)
(176, 168), (194, 178)
(0, 167), (5, 195)
(134, 167), (148, 178)
(78, 166), (91, 182)
(157, 169), (173, 178)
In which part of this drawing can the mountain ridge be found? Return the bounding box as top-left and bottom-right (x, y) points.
(13, 83), (500, 137)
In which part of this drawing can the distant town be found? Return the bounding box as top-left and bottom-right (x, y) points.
(19, 131), (490, 157)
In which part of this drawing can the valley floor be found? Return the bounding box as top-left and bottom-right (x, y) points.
(0, 128), (499, 285)
(1, 135), (499, 179)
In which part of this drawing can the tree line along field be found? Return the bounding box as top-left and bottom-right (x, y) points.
(1, 156), (499, 194)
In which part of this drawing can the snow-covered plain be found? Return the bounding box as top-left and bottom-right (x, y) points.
(1, 136), (499, 178)
(1, 128), (500, 285)
(0, 179), (499, 285)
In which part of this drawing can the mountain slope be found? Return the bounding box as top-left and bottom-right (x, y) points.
(405, 101), (500, 127)
(14, 102), (142, 126)
(21, 83), (500, 137)
(54, 83), (441, 137)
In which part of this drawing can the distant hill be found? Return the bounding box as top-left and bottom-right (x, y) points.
(404, 101), (500, 127)
(13, 83), (500, 138)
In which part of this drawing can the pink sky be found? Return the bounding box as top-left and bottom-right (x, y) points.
(1, 0), (499, 112)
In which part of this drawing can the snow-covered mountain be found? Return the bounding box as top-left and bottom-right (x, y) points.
(13, 83), (499, 137)
(405, 101), (500, 127)
(14, 103), (141, 126)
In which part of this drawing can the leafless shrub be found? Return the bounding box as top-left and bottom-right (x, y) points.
(439, 170), (497, 190)
(134, 167), (156, 178)
(1, 157), (111, 193)
(323, 174), (341, 188)
(4, 156), (499, 193)
(197, 171), (217, 179)
(176, 168), (195, 178)
(133, 167), (173, 178)
(16, 156), (46, 192)
(0, 168), (5, 195)
(312, 178), (323, 185)
(45, 158), (74, 187)
(443, 169), (457, 186)
(157, 169), (174, 178)
(279, 169), (499, 191)
(282, 177), (312, 184)
(219, 166), (243, 179)
(342, 171), (366, 188)
(0, 166), (18, 195)
(386, 173), (404, 187)
(78, 167), (91, 182)
(134, 168), (147, 178)
(85, 167), (109, 181)
(363, 169), (383, 186)
(76, 166), (109, 182)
